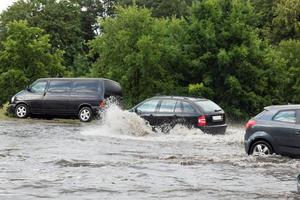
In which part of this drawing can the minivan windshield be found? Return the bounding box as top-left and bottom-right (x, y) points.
(195, 100), (222, 113)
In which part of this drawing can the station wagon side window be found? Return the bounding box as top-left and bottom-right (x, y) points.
(273, 110), (296, 124)
(182, 102), (195, 113)
(72, 81), (99, 93)
(30, 81), (47, 94)
(158, 100), (177, 113)
(137, 99), (159, 113)
(174, 101), (182, 113)
(47, 81), (72, 93)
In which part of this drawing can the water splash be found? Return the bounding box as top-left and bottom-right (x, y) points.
(81, 102), (244, 146)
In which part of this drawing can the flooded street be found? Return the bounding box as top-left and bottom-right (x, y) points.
(0, 107), (300, 199)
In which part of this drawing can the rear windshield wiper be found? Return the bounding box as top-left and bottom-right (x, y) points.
(214, 109), (222, 112)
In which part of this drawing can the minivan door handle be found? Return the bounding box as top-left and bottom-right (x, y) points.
(295, 130), (300, 135)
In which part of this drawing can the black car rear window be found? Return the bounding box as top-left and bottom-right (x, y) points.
(195, 100), (222, 113)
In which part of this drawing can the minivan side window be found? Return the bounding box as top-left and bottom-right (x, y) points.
(73, 81), (99, 93)
(48, 81), (72, 93)
(273, 110), (296, 123)
(159, 100), (177, 112)
(137, 100), (159, 113)
(30, 81), (47, 94)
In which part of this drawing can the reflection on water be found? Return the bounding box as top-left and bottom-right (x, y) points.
(0, 105), (299, 199)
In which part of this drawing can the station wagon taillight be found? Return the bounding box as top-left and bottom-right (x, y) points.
(198, 115), (207, 126)
(245, 120), (256, 129)
(99, 100), (105, 108)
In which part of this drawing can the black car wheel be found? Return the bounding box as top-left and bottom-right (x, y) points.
(78, 107), (93, 122)
(15, 104), (29, 119)
(250, 140), (273, 156)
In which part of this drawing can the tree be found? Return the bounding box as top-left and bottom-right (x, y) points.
(0, 0), (107, 74)
(250, 0), (274, 39)
(0, 20), (65, 102)
(89, 6), (188, 106)
(277, 40), (300, 103)
(118, 0), (193, 18)
(186, 0), (287, 118)
(272, 0), (300, 42)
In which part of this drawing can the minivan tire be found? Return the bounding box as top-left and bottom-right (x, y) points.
(15, 104), (29, 119)
(78, 107), (93, 122)
(249, 140), (273, 156)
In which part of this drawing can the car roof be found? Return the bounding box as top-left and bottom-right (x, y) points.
(150, 96), (208, 101)
(36, 78), (120, 85)
(264, 104), (300, 110)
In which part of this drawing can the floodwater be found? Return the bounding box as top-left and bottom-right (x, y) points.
(0, 105), (299, 200)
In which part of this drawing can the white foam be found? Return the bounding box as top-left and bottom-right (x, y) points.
(80, 103), (244, 145)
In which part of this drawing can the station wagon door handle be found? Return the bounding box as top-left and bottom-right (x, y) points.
(295, 131), (300, 135)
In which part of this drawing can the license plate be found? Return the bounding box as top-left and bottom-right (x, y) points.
(212, 115), (223, 121)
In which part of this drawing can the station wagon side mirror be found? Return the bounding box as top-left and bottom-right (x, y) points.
(136, 108), (142, 115)
(26, 86), (31, 92)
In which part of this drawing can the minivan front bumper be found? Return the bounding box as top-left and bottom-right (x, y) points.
(200, 124), (227, 134)
(7, 103), (16, 114)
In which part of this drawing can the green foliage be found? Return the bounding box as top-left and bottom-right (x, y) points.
(0, 20), (64, 102)
(186, 0), (286, 119)
(188, 83), (214, 99)
(277, 40), (300, 103)
(272, 0), (300, 42)
(1, 0), (300, 119)
(118, 0), (193, 18)
(0, 0), (99, 73)
(90, 6), (188, 106)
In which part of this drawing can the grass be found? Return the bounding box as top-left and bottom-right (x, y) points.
(0, 103), (81, 124)
(0, 103), (10, 120)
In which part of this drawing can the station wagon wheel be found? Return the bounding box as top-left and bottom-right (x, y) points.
(15, 104), (29, 118)
(250, 141), (273, 156)
(79, 107), (92, 122)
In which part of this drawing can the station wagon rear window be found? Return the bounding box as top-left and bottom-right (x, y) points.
(195, 100), (222, 113)
(182, 102), (195, 113)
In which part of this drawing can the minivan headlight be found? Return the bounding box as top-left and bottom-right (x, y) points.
(11, 96), (15, 103)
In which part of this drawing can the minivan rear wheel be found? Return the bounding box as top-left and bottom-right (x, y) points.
(15, 104), (29, 119)
(250, 140), (273, 156)
(78, 107), (92, 122)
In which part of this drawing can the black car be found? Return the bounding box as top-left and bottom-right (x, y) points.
(130, 96), (227, 134)
(8, 78), (122, 122)
(245, 105), (300, 156)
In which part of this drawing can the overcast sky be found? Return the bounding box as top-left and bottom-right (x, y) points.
(0, 0), (16, 13)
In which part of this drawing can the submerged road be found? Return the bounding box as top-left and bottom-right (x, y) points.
(0, 113), (299, 199)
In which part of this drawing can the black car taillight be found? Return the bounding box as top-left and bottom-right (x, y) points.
(198, 115), (207, 126)
(245, 120), (256, 129)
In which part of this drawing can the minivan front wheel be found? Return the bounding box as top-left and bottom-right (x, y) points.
(15, 104), (29, 119)
(250, 140), (273, 156)
(78, 107), (92, 122)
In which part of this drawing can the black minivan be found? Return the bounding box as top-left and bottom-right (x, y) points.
(130, 96), (227, 134)
(8, 78), (122, 122)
